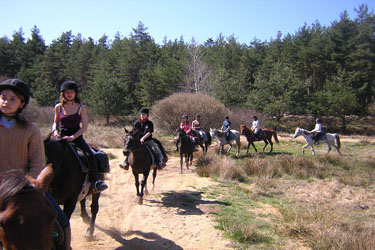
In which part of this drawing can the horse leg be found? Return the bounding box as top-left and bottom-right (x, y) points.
(252, 142), (257, 153)
(151, 169), (157, 190)
(327, 143), (332, 154)
(190, 152), (193, 165)
(80, 198), (90, 223)
(139, 172), (150, 205)
(269, 140), (273, 153)
(332, 143), (341, 155)
(302, 144), (309, 155)
(180, 154), (183, 174)
(133, 172), (141, 197)
(227, 143), (232, 155)
(310, 145), (316, 155)
(63, 198), (78, 220)
(186, 154), (189, 170)
(262, 140), (268, 152)
(85, 192), (100, 239)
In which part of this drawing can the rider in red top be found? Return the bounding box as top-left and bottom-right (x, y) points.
(180, 114), (195, 137)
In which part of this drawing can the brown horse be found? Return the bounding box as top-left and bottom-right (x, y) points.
(123, 129), (167, 204)
(240, 124), (279, 153)
(175, 128), (194, 174)
(0, 173), (57, 250)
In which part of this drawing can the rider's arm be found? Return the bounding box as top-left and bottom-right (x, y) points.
(51, 104), (60, 136)
(141, 132), (152, 142)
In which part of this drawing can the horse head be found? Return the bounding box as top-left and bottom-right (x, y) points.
(209, 128), (216, 138)
(239, 124), (247, 135)
(175, 128), (187, 139)
(0, 173), (57, 250)
(293, 127), (302, 138)
(123, 129), (142, 153)
(44, 137), (70, 168)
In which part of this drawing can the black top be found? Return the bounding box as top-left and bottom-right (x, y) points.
(134, 119), (154, 141)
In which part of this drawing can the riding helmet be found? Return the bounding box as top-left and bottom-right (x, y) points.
(196, 114), (200, 118)
(0, 79), (31, 105)
(60, 80), (78, 93)
(140, 107), (149, 115)
(316, 118), (321, 123)
(182, 114), (188, 119)
(253, 116), (258, 120)
(225, 116), (229, 119)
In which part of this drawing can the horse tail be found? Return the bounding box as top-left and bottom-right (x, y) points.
(335, 134), (341, 149)
(273, 131), (279, 144)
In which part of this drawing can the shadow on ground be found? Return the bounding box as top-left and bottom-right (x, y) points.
(95, 226), (183, 250)
(147, 190), (230, 215)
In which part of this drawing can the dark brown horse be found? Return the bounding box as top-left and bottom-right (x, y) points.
(123, 129), (167, 204)
(175, 128), (194, 173)
(240, 124), (279, 153)
(0, 173), (57, 250)
(44, 136), (105, 238)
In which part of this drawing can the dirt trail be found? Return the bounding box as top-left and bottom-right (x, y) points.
(69, 148), (232, 250)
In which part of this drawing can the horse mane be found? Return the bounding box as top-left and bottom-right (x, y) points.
(0, 172), (30, 206)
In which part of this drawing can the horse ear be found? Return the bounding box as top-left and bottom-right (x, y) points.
(124, 128), (129, 134)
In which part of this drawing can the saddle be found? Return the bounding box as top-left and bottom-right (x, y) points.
(69, 143), (110, 174)
(254, 129), (266, 141)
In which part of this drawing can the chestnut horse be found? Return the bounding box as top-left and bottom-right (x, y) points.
(175, 128), (194, 173)
(240, 125), (279, 153)
(44, 137), (104, 238)
(0, 173), (57, 250)
(123, 129), (167, 204)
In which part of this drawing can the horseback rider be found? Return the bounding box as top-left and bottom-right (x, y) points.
(221, 116), (231, 142)
(192, 114), (207, 142)
(310, 118), (323, 144)
(0, 79), (71, 250)
(180, 114), (199, 151)
(251, 115), (260, 140)
(51, 80), (108, 193)
(119, 107), (166, 170)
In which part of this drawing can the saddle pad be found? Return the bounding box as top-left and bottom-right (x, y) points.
(145, 144), (155, 166)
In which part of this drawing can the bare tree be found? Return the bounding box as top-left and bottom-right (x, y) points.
(182, 39), (212, 93)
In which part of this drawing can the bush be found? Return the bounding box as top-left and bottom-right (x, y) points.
(151, 93), (228, 134)
(23, 99), (54, 125)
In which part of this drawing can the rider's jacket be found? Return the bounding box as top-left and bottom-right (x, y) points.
(252, 120), (259, 129)
(222, 120), (231, 131)
(134, 118), (154, 141)
(312, 123), (323, 133)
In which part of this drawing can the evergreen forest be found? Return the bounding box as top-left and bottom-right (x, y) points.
(1, 4), (374, 129)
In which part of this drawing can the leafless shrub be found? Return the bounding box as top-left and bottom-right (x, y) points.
(23, 99), (54, 125)
(151, 93), (227, 134)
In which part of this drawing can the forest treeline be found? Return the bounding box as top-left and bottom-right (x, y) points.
(0, 4), (374, 131)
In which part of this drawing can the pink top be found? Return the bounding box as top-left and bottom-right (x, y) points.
(180, 122), (195, 137)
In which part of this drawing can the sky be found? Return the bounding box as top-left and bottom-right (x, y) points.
(1, 0), (374, 45)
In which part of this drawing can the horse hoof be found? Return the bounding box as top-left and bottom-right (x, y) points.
(138, 198), (143, 205)
(144, 190), (149, 195)
(84, 230), (94, 241)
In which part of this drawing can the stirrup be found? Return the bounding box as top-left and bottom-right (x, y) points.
(94, 180), (108, 192)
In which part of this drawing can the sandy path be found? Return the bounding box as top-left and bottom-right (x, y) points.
(69, 148), (232, 250)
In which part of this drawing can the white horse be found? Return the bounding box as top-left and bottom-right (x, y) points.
(210, 128), (241, 155)
(293, 127), (341, 155)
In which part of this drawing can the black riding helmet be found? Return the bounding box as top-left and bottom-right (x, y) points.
(140, 107), (149, 115)
(60, 80), (78, 93)
(0, 79), (31, 105)
(253, 116), (258, 120)
(182, 114), (188, 119)
(316, 118), (321, 123)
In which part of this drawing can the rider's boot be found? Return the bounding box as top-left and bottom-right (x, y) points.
(119, 156), (129, 170)
(89, 155), (108, 192)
